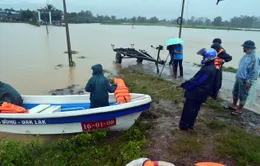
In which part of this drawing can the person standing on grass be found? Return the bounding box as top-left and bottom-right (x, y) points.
(228, 40), (260, 115)
(171, 43), (184, 78)
(178, 48), (217, 130)
(210, 42), (232, 100)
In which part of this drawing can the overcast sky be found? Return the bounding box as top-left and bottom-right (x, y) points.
(0, 0), (259, 20)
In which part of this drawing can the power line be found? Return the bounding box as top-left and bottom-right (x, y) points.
(175, 0), (182, 20)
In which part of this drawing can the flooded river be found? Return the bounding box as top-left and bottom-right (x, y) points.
(1, 23), (260, 95)
(1, 23), (260, 140)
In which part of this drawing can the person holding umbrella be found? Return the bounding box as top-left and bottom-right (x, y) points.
(166, 38), (184, 78)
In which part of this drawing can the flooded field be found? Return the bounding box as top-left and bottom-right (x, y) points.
(1, 22), (260, 140)
(1, 23), (260, 95)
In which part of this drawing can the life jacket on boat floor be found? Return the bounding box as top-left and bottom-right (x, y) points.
(114, 78), (131, 104)
(0, 102), (29, 114)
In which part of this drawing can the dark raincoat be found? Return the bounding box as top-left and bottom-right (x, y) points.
(179, 60), (217, 130)
(210, 43), (233, 99)
(85, 64), (117, 108)
(0, 81), (23, 106)
(181, 60), (217, 103)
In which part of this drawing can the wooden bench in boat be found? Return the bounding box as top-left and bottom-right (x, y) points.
(29, 104), (51, 114)
(39, 106), (61, 114)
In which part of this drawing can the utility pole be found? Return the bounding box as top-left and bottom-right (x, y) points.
(178, 0), (185, 38)
(62, 0), (73, 67)
(44, 11), (49, 34)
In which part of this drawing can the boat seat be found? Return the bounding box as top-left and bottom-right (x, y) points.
(29, 104), (51, 114)
(39, 106), (61, 114)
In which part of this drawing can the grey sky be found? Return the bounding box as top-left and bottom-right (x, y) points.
(0, 0), (259, 20)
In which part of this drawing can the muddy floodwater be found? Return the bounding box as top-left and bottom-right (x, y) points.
(1, 23), (260, 95)
(1, 22), (260, 140)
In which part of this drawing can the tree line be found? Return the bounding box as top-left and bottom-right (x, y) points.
(1, 5), (260, 29)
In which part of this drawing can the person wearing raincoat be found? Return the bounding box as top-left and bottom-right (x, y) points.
(178, 48), (217, 130)
(228, 40), (260, 115)
(167, 44), (184, 78)
(172, 44), (184, 78)
(85, 64), (117, 108)
(210, 41), (232, 100)
(0, 81), (23, 106)
(166, 38), (184, 78)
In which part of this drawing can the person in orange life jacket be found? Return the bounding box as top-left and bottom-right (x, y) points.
(210, 42), (232, 100)
(177, 48), (217, 130)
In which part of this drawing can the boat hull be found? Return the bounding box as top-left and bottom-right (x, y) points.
(0, 112), (144, 135)
(0, 93), (152, 135)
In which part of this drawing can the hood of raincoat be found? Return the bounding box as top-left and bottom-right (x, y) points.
(197, 48), (217, 64)
(91, 64), (103, 76)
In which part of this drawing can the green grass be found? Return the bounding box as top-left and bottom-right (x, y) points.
(0, 120), (152, 166)
(117, 68), (183, 103)
(203, 99), (225, 111)
(194, 63), (238, 73)
(223, 66), (238, 73)
(216, 126), (260, 166)
(174, 136), (204, 155)
(207, 120), (228, 130)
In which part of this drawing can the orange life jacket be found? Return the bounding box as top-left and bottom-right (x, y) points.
(0, 102), (29, 114)
(195, 162), (225, 166)
(214, 49), (225, 69)
(113, 78), (131, 104)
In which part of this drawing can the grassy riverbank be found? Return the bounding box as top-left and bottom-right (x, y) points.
(0, 68), (260, 166)
(101, 23), (260, 32)
(194, 63), (238, 73)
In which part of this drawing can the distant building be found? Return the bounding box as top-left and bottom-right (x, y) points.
(7, 11), (20, 21)
(0, 10), (20, 21)
(0, 10), (8, 21)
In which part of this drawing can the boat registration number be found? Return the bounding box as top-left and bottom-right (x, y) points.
(81, 118), (116, 132)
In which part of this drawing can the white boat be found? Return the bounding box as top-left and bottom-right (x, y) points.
(0, 93), (152, 135)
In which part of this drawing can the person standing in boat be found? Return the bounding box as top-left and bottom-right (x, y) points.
(85, 64), (117, 108)
(178, 48), (217, 130)
(0, 81), (23, 106)
(210, 39), (232, 100)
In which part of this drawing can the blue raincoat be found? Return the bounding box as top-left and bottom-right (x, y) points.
(236, 50), (260, 84)
(238, 51), (260, 103)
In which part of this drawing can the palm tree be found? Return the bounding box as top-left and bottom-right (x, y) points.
(46, 4), (55, 11)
